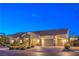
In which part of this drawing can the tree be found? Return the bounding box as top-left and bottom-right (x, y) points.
(71, 33), (78, 46)
(72, 33), (77, 38)
(0, 35), (9, 46)
(23, 37), (28, 48)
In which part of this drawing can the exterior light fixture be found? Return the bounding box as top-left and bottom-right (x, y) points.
(10, 40), (14, 43)
(62, 39), (67, 45)
(37, 40), (40, 43)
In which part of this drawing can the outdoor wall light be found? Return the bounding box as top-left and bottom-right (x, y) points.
(62, 39), (67, 45)
(37, 40), (40, 43)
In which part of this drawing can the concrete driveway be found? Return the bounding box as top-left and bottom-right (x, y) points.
(0, 46), (79, 56)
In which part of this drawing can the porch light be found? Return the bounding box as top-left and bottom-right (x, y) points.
(10, 40), (14, 43)
(37, 40), (40, 43)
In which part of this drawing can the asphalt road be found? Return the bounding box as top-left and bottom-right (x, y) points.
(0, 46), (79, 56)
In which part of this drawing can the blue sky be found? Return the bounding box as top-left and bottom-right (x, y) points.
(0, 3), (79, 35)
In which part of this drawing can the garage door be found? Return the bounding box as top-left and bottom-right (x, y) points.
(43, 39), (54, 46)
(57, 39), (63, 46)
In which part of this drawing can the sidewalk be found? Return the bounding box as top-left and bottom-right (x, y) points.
(41, 46), (64, 49)
(0, 47), (9, 50)
(54, 46), (64, 49)
(54, 46), (79, 50)
(71, 47), (79, 50)
(41, 46), (79, 50)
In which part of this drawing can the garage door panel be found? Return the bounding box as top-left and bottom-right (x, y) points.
(43, 39), (54, 46)
(57, 39), (63, 46)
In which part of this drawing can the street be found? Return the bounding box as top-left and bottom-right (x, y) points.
(0, 46), (79, 56)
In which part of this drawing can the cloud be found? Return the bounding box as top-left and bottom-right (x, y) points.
(32, 13), (40, 17)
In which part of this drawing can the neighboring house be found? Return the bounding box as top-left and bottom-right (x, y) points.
(8, 36), (15, 44)
(8, 32), (31, 47)
(70, 34), (78, 46)
(0, 33), (5, 38)
(70, 36), (78, 41)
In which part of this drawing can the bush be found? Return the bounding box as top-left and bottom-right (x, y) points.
(27, 46), (30, 49)
(31, 45), (34, 48)
(9, 47), (15, 50)
(20, 48), (25, 50)
(73, 42), (77, 46)
(6, 44), (11, 47)
(16, 48), (20, 50)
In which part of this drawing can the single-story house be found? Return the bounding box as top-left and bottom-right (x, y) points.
(8, 29), (69, 47)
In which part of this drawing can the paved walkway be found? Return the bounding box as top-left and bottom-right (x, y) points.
(71, 47), (79, 51)
(41, 46), (64, 49)
(0, 47), (9, 50)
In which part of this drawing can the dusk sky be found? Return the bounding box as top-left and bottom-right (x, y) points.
(0, 3), (79, 35)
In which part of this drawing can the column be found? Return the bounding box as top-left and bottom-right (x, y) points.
(55, 35), (58, 46)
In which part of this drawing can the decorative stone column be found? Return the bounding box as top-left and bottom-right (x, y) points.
(28, 35), (31, 47)
(55, 35), (58, 46)
(39, 38), (42, 46)
(41, 38), (44, 47)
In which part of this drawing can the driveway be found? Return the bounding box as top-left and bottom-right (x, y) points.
(0, 46), (79, 56)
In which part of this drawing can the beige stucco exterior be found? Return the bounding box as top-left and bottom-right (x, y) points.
(8, 29), (69, 47)
(40, 34), (68, 46)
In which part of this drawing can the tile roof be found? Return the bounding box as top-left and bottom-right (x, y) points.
(8, 32), (30, 38)
(32, 29), (68, 36)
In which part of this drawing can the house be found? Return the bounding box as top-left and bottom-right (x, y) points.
(30, 29), (69, 46)
(8, 29), (69, 47)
